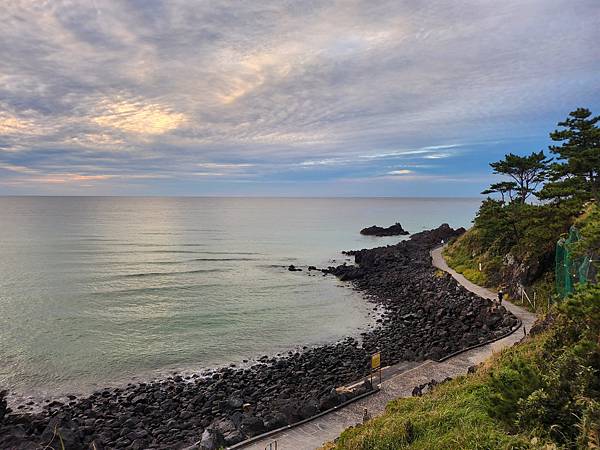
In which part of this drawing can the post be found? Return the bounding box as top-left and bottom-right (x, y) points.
(371, 352), (381, 387)
(521, 287), (524, 305)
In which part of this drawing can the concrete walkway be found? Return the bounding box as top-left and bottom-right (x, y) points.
(236, 247), (537, 450)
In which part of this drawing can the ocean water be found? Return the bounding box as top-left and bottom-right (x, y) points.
(0, 197), (479, 400)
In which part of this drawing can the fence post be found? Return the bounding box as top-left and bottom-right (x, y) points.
(521, 287), (524, 305)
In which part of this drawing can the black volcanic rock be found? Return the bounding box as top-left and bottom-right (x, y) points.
(0, 391), (7, 424)
(0, 224), (516, 450)
(360, 222), (409, 236)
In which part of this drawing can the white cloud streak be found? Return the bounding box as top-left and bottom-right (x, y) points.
(0, 0), (598, 194)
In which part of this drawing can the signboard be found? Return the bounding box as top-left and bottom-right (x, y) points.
(371, 352), (381, 370)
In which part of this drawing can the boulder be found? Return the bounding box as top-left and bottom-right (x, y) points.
(199, 428), (225, 450)
(40, 416), (84, 450)
(240, 414), (265, 437)
(0, 390), (7, 424)
(263, 412), (288, 429)
(318, 388), (341, 411)
(227, 396), (243, 410)
(223, 429), (244, 445)
(360, 222), (409, 236)
(213, 417), (236, 436)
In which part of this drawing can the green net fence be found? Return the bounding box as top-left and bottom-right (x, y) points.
(555, 226), (594, 298)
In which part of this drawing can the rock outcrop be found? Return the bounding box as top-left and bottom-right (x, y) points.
(360, 222), (409, 236)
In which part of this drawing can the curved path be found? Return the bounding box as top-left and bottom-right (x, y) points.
(235, 247), (537, 450)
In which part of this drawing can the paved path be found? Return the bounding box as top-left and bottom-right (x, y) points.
(236, 247), (537, 450)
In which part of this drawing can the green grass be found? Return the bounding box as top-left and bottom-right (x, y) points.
(444, 229), (560, 315)
(326, 373), (538, 450)
(323, 209), (599, 450)
(443, 230), (495, 288)
(322, 284), (600, 450)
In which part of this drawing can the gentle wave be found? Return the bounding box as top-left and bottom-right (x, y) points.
(189, 257), (257, 261)
(54, 250), (209, 255)
(56, 258), (258, 267)
(76, 238), (121, 242)
(110, 243), (208, 247)
(90, 283), (225, 296)
(195, 251), (262, 255)
(115, 268), (230, 279)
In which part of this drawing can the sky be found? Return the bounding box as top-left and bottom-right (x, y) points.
(0, 0), (599, 197)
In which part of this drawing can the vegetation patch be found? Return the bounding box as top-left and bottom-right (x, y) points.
(323, 108), (599, 449)
(323, 284), (600, 450)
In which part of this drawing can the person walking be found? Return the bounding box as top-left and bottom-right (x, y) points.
(497, 289), (504, 305)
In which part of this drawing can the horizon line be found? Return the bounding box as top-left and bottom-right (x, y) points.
(0, 194), (484, 200)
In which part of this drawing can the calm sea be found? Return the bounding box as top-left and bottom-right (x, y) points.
(0, 197), (479, 400)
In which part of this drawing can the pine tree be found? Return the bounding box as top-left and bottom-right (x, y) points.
(539, 108), (600, 204)
(486, 151), (550, 204)
(481, 181), (518, 204)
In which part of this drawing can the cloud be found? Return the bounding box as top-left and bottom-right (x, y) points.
(299, 158), (351, 167)
(423, 153), (451, 159)
(91, 96), (186, 135)
(359, 150), (431, 160)
(0, 163), (38, 174)
(196, 163), (254, 169)
(0, 0), (598, 195)
(192, 172), (226, 177)
(0, 113), (34, 135)
(388, 169), (414, 175)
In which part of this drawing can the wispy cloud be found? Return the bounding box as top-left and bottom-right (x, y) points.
(299, 158), (351, 167)
(388, 169), (413, 175)
(196, 163), (254, 170)
(192, 172), (226, 177)
(359, 150), (431, 160)
(91, 96), (187, 135)
(0, 1), (598, 195)
(423, 153), (451, 159)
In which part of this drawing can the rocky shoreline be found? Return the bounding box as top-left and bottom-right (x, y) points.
(0, 224), (518, 450)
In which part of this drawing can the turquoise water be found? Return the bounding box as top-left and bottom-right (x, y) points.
(0, 197), (479, 399)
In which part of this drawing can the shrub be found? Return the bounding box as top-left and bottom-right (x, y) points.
(488, 284), (600, 446)
(323, 284), (600, 450)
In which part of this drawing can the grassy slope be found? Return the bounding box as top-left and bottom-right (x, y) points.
(322, 283), (600, 450)
(442, 228), (492, 288)
(321, 207), (600, 450)
(442, 229), (555, 314)
(444, 204), (599, 314)
(322, 333), (549, 450)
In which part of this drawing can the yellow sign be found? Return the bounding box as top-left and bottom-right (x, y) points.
(371, 352), (381, 369)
